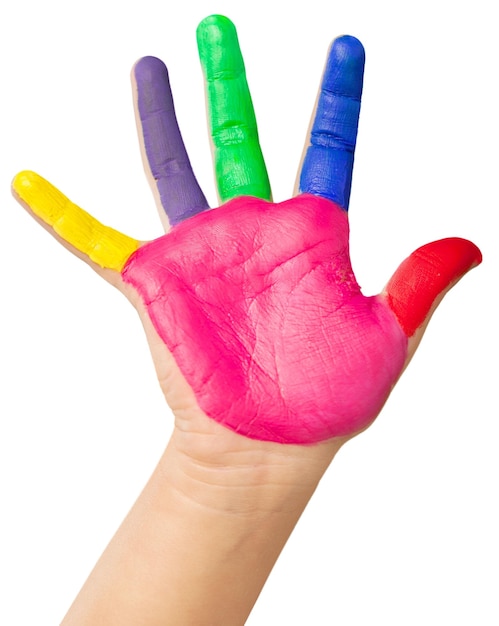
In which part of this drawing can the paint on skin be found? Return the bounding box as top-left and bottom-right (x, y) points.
(196, 15), (272, 203)
(134, 57), (209, 226)
(13, 171), (139, 271)
(385, 237), (482, 337)
(13, 171), (481, 443)
(299, 36), (365, 210)
(13, 17), (481, 444)
(122, 194), (408, 444)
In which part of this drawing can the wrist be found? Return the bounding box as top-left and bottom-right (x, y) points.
(147, 424), (344, 624)
(62, 413), (345, 626)
(166, 410), (345, 517)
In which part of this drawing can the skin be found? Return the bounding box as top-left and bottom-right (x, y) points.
(13, 18), (481, 444)
(11, 14), (481, 625)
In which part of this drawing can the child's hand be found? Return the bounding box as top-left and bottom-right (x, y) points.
(12, 15), (481, 446)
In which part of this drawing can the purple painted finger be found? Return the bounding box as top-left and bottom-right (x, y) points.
(133, 56), (209, 227)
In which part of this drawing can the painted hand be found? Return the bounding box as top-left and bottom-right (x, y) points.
(12, 16), (481, 444)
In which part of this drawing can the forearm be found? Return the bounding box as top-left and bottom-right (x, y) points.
(61, 423), (343, 626)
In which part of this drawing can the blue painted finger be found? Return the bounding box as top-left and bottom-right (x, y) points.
(299, 36), (365, 210)
(133, 56), (209, 227)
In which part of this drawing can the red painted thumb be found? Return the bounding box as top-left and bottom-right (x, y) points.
(385, 238), (482, 337)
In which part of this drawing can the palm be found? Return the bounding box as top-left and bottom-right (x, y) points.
(123, 193), (405, 443)
(13, 16), (480, 446)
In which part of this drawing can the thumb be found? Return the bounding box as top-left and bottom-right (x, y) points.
(385, 237), (482, 338)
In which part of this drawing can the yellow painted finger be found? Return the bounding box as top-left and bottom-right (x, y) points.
(13, 171), (140, 272)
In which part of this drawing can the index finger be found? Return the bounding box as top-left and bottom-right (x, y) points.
(298, 36), (365, 210)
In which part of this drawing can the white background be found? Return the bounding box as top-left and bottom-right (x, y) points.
(1, 1), (497, 624)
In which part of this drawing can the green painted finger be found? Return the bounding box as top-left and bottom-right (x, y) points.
(197, 15), (271, 202)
